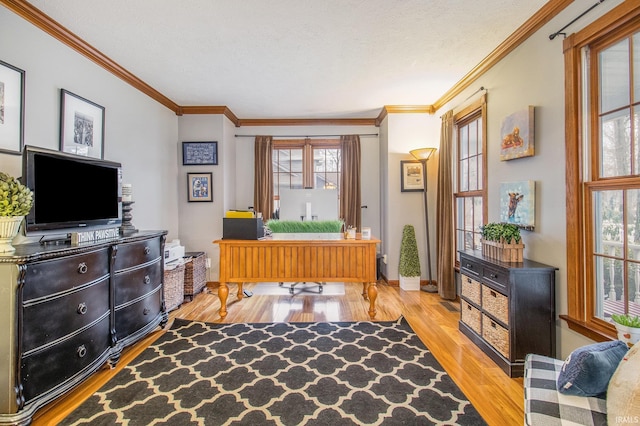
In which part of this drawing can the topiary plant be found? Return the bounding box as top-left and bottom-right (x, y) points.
(480, 222), (521, 244)
(0, 172), (33, 217)
(399, 224), (421, 277)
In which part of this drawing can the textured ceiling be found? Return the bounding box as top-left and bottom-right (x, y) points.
(27, 0), (548, 119)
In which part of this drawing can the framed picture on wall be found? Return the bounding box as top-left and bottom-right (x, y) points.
(182, 141), (218, 165)
(499, 180), (535, 229)
(60, 89), (105, 159)
(187, 172), (213, 202)
(400, 160), (424, 192)
(500, 106), (535, 161)
(0, 60), (25, 155)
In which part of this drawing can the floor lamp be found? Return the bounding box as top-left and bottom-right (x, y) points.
(410, 147), (438, 293)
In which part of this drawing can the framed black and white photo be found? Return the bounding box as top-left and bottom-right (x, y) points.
(182, 141), (218, 165)
(187, 172), (213, 202)
(0, 60), (25, 155)
(400, 160), (424, 192)
(60, 89), (105, 159)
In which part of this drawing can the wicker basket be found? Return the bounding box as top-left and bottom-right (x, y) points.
(164, 262), (185, 312)
(461, 274), (481, 305)
(482, 285), (509, 325)
(481, 239), (524, 263)
(482, 314), (509, 359)
(461, 300), (482, 335)
(184, 251), (207, 301)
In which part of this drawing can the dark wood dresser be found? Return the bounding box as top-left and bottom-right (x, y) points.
(0, 230), (167, 425)
(458, 250), (557, 377)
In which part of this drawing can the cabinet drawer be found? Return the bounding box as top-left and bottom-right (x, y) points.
(482, 265), (509, 292)
(459, 256), (481, 278)
(482, 285), (509, 325)
(21, 314), (111, 404)
(461, 274), (481, 305)
(461, 300), (481, 335)
(22, 278), (110, 353)
(22, 249), (110, 301)
(114, 286), (162, 341)
(113, 259), (162, 307)
(482, 314), (509, 359)
(114, 237), (162, 271)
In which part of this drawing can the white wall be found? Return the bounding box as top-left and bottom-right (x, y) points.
(433, 0), (625, 357)
(0, 8), (180, 240)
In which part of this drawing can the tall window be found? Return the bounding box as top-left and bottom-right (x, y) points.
(454, 97), (487, 263)
(272, 138), (340, 215)
(565, 3), (640, 340)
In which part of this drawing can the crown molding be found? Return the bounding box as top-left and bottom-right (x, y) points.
(375, 105), (435, 126)
(432, 0), (573, 112)
(178, 106), (240, 126)
(236, 118), (377, 127)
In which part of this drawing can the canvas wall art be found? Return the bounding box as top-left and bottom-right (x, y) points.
(500, 106), (534, 161)
(500, 180), (535, 229)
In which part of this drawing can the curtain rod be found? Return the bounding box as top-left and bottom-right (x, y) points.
(549, 0), (605, 40)
(234, 133), (378, 138)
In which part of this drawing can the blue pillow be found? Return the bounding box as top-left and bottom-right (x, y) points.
(557, 340), (628, 396)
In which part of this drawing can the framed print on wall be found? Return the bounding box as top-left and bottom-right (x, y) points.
(400, 160), (424, 192)
(182, 141), (218, 165)
(499, 180), (535, 229)
(60, 89), (105, 159)
(0, 60), (25, 154)
(187, 172), (213, 202)
(500, 106), (535, 161)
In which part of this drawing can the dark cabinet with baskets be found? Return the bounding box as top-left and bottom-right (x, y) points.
(0, 231), (167, 425)
(458, 250), (557, 377)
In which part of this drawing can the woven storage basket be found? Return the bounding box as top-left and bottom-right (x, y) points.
(164, 262), (185, 312)
(481, 285), (509, 325)
(461, 300), (482, 335)
(482, 314), (509, 359)
(481, 239), (524, 263)
(461, 275), (481, 305)
(184, 251), (207, 301)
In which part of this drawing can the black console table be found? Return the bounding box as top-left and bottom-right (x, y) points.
(0, 230), (167, 425)
(458, 250), (557, 377)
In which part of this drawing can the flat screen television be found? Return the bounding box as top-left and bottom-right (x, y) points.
(22, 145), (122, 237)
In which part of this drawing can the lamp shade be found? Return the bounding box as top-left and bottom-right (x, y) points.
(410, 147), (436, 161)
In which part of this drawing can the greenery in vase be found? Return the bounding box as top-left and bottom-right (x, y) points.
(481, 222), (522, 244)
(265, 219), (344, 233)
(399, 224), (421, 277)
(611, 313), (640, 328)
(0, 172), (33, 217)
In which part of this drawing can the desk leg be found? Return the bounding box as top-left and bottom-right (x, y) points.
(219, 282), (229, 318)
(362, 282), (369, 300)
(237, 283), (244, 299)
(367, 281), (377, 318)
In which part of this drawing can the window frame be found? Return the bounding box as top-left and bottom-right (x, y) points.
(453, 95), (488, 268)
(563, 2), (640, 341)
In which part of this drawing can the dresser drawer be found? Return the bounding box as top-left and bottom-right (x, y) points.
(113, 237), (162, 271)
(482, 284), (509, 325)
(461, 299), (481, 335)
(459, 255), (481, 278)
(114, 286), (162, 341)
(22, 278), (110, 353)
(22, 248), (110, 301)
(461, 274), (481, 305)
(113, 259), (162, 307)
(21, 314), (111, 404)
(482, 314), (509, 359)
(482, 264), (509, 292)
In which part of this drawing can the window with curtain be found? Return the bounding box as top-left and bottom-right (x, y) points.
(454, 97), (487, 265)
(564, 4), (640, 340)
(272, 139), (341, 216)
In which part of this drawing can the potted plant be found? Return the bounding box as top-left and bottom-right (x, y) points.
(611, 313), (640, 347)
(265, 219), (344, 240)
(0, 172), (33, 252)
(480, 222), (524, 262)
(399, 224), (421, 291)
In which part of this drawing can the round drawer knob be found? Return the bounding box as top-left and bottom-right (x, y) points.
(490, 273), (498, 279)
(77, 262), (88, 274)
(77, 345), (87, 358)
(144, 275), (151, 285)
(143, 308), (150, 315)
(77, 303), (88, 315)
(144, 246), (151, 255)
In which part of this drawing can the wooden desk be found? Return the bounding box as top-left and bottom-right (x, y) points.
(214, 237), (381, 318)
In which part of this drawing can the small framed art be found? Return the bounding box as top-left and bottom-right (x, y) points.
(500, 106), (535, 161)
(400, 160), (424, 192)
(60, 89), (105, 159)
(183, 141), (218, 165)
(0, 60), (25, 154)
(187, 172), (213, 202)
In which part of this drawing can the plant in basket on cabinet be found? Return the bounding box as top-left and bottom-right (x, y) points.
(480, 222), (524, 262)
(0, 172), (33, 252)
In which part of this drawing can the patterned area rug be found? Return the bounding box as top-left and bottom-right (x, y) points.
(62, 318), (486, 425)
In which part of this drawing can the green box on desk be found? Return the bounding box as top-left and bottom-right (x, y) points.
(222, 218), (264, 239)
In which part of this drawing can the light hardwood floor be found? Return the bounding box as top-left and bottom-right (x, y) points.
(33, 281), (524, 425)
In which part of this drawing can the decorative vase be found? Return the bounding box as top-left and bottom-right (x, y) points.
(614, 323), (640, 348)
(0, 216), (24, 253)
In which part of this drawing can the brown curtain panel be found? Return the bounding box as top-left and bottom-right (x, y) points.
(253, 136), (274, 221)
(339, 135), (361, 231)
(437, 111), (455, 300)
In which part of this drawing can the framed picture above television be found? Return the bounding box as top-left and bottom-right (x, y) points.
(60, 89), (105, 159)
